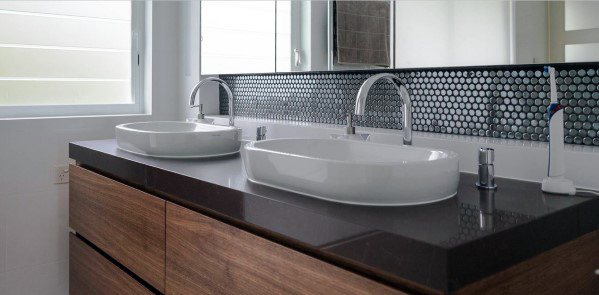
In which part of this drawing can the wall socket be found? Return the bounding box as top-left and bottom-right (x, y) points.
(54, 165), (70, 184)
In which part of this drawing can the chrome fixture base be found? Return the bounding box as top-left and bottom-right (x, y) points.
(476, 147), (497, 190)
(476, 182), (498, 190)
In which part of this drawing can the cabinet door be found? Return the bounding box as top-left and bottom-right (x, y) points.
(69, 165), (166, 292)
(165, 202), (404, 295)
(70, 234), (152, 295)
(456, 230), (599, 294)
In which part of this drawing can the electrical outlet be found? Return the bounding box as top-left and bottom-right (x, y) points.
(54, 165), (70, 184)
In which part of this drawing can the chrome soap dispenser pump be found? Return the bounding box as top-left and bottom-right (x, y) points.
(476, 147), (497, 190)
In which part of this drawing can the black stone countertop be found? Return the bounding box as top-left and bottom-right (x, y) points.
(69, 139), (599, 294)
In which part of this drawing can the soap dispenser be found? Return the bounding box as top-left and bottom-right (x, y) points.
(476, 147), (497, 190)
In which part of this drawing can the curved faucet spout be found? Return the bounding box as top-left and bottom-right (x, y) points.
(354, 73), (412, 145)
(189, 77), (235, 126)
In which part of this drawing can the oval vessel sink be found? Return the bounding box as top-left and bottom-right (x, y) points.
(116, 121), (241, 158)
(242, 138), (459, 206)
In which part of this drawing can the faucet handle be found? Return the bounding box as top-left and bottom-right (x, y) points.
(188, 103), (208, 121)
(256, 126), (267, 141)
(191, 104), (205, 119)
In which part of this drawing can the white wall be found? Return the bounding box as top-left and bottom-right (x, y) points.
(0, 2), (181, 294)
(179, 1), (219, 120)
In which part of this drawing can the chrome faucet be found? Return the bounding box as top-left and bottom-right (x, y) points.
(354, 73), (412, 145)
(189, 77), (235, 126)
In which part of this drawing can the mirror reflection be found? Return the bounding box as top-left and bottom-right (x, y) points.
(200, 1), (599, 75)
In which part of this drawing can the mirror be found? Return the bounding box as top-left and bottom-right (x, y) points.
(200, 1), (599, 75)
(200, 1), (275, 74)
(394, 1), (599, 67)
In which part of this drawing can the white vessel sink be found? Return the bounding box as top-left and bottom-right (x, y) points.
(116, 121), (241, 158)
(242, 139), (459, 206)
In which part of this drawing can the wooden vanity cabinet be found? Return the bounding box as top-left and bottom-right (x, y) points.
(165, 202), (404, 295)
(69, 165), (166, 293)
(69, 234), (153, 295)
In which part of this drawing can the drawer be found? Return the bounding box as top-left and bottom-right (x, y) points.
(70, 234), (152, 295)
(165, 202), (404, 295)
(69, 165), (165, 292)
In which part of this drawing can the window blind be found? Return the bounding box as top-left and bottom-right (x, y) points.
(0, 1), (132, 106)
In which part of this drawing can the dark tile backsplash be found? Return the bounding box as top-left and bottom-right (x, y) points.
(220, 63), (599, 146)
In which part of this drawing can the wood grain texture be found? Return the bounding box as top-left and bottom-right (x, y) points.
(165, 202), (405, 295)
(69, 234), (152, 295)
(456, 230), (599, 295)
(69, 165), (166, 292)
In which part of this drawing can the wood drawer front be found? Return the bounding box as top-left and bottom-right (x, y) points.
(69, 165), (165, 292)
(70, 234), (152, 295)
(165, 202), (404, 295)
(456, 230), (599, 295)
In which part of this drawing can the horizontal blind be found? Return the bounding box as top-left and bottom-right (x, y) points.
(0, 1), (132, 106)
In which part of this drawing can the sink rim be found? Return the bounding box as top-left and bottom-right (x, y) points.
(245, 176), (457, 207)
(116, 121), (240, 134)
(244, 138), (459, 166)
(115, 146), (240, 159)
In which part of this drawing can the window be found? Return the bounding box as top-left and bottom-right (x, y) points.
(0, 1), (145, 118)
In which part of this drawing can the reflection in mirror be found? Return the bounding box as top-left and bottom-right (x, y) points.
(200, 1), (275, 74)
(278, 1), (394, 72)
(556, 1), (599, 62)
(277, 1), (329, 72)
(395, 1), (511, 68)
(200, 1), (599, 75)
(395, 0), (599, 68)
(275, 0), (292, 72)
(331, 1), (393, 70)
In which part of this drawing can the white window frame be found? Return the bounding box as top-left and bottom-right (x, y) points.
(284, 0), (302, 72)
(0, 1), (147, 119)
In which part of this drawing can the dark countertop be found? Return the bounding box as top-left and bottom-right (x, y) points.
(69, 139), (599, 294)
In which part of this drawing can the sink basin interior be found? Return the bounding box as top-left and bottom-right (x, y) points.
(251, 138), (452, 163)
(119, 121), (236, 133)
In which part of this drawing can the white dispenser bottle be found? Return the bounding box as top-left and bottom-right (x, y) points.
(541, 66), (576, 195)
